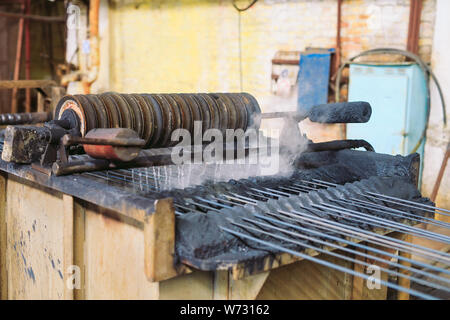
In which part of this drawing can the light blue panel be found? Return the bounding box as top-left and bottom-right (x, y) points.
(347, 63), (428, 186)
(347, 64), (409, 155)
(404, 65), (427, 156)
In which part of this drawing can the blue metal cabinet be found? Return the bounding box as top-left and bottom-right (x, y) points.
(347, 63), (427, 181)
(297, 49), (334, 115)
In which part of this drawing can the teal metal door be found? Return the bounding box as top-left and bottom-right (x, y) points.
(347, 63), (427, 183)
(347, 65), (408, 154)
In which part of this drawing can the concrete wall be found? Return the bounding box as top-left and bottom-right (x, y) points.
(421, 0), (450, 211)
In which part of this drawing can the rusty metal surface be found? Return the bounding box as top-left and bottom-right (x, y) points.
(80, 128), (143, 162)
(54, 92), (261, 149)
(0, 112), (50, 125)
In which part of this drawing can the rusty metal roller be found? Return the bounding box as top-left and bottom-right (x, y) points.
(55, 92), (261, 148)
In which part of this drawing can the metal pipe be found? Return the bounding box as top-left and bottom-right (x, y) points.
(0, 112), (50, 125)
(0, 10), (66, 22)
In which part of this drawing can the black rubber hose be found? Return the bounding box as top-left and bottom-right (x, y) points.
(306, 139), (375, 153)
(335, 48), (447, 154)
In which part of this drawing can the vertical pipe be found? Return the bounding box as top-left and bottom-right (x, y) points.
(83, 0), (100, 94)
(334, 0), (342, 75)
(430, 143), (449, 202)
(25, 0), (31, 112)
(336, 0), (346, 139)
(11, 4), (25, 113)
(407, 0), (422, 55)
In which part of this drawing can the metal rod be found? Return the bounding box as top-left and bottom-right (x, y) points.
(316, 203), (450, 244)
(365, 191), (450, 215)
(292, 183), (318, 191)
(318, 201), (450, 243)
(312, 178), (339, 187)
(279, 209), (450, 264)
(278, 185), (307, 194)
(220, 227), (438, 300)
(210, 196), (243, 207)
(244, 191), (272, 201)
(234, 218), (450, 291)
(261, 186), (291, 197)
(249, 187), (282, 198)
(0, 10), (66, 23)
(252, 212), (450, 280)
(275, 207), (450, 265)
(227, 193), (259, 204)
(185, 199), (220, 212)
(195, 197), (233, 209)
(174, 203), (204, 215)
(104, 169), (158, 191)
(343, 197), (450, 229)
(301, 179), (331, 189)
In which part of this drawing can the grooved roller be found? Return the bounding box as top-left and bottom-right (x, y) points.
(54, 92), (261, 148)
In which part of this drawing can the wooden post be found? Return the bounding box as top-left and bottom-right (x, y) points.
(398, 234), (413, 300)
(144, 198), (179, 282)
(351, 247), (366, 300)
(50, 86), (65, 114)
(62, 195), (74, 300)
(73, 201), (86, 300)
(11, 10), (25, 113)
(0, 173), (7, 300)
(37, 92), (45, 113)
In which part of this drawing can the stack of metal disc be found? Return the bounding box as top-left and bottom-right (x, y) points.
(54, 92), (261, 148)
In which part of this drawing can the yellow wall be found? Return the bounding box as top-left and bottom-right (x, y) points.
(106, 0), (435, 106)
(108, 0), (339, 99)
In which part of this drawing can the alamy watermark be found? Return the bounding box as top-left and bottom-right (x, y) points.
(67, 4), (80, 30)
(366, 265), (381, 290)
(170, 121), (280, 175)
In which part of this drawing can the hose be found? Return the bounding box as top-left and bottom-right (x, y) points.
(306, 139), (375, 153)
(232, 0), (258, 12)
(335, 48), (447, 154)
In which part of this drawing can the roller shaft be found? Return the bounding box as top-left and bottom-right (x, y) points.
(55, 92), (261, 149)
